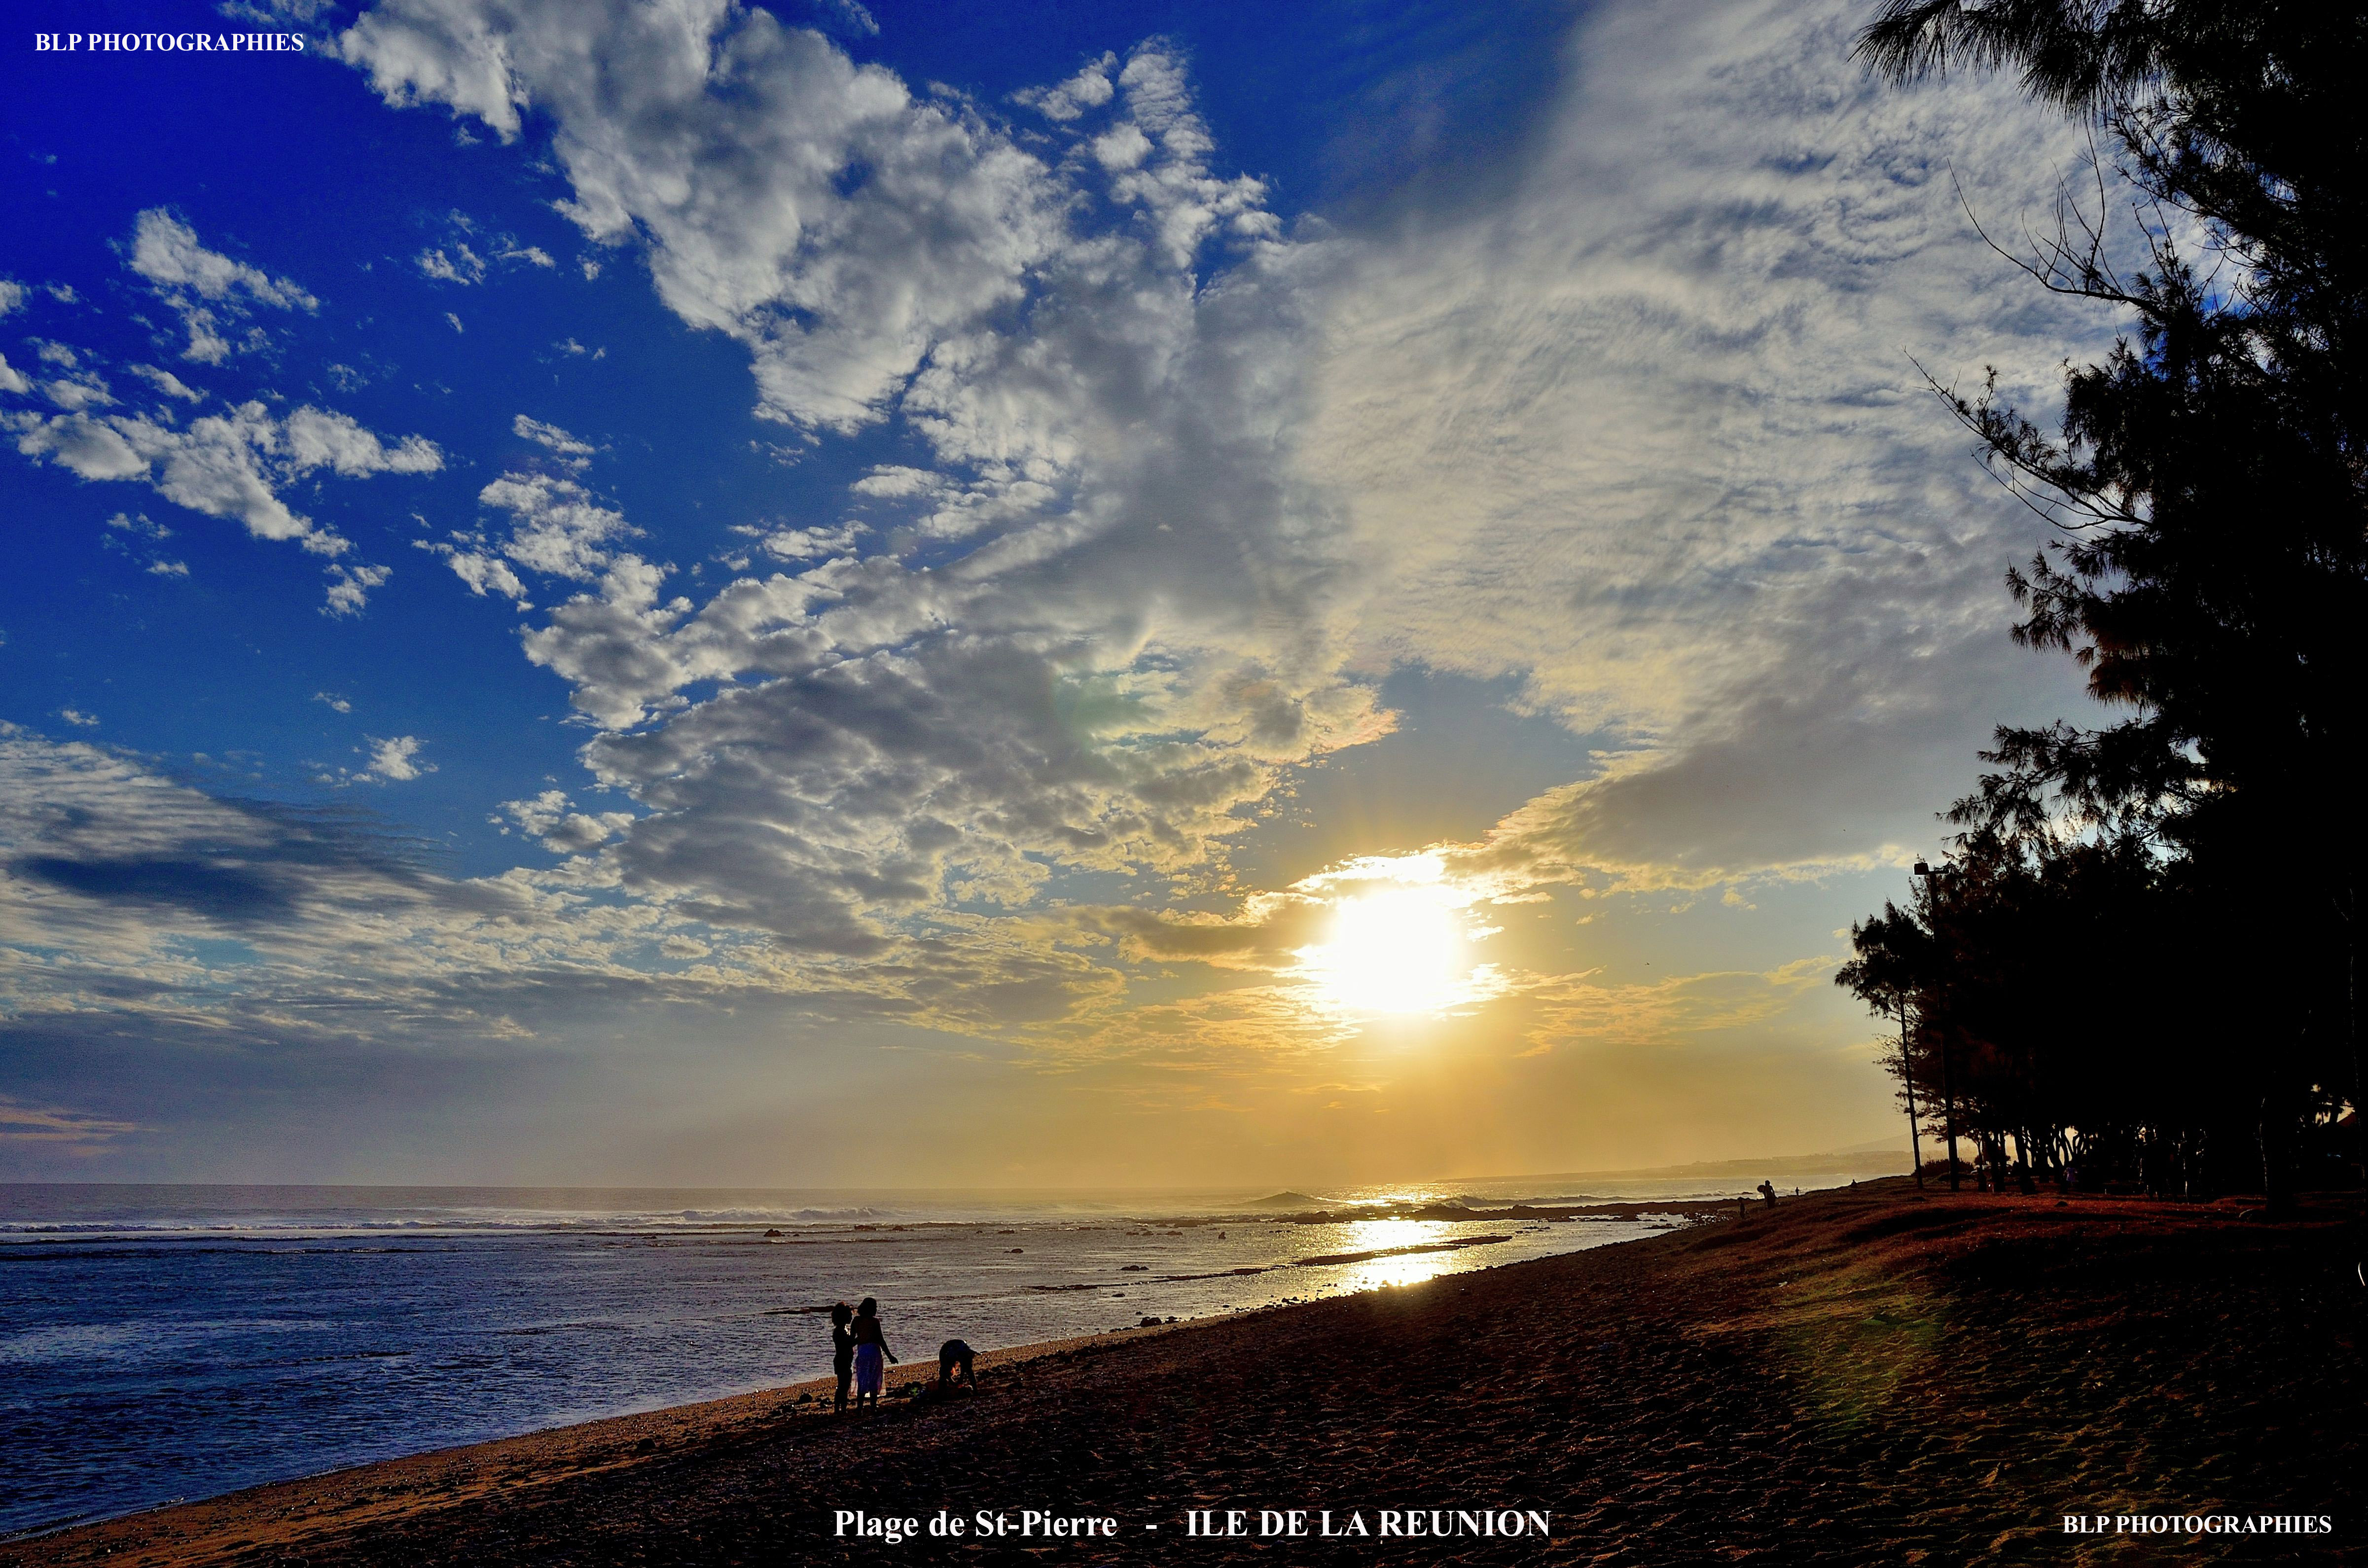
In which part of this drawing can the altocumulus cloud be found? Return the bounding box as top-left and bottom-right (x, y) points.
(0, 729), (1092, 1089)
(1304, 0), (2119, 895)
(322, 0), (2125, 1025)
(341, 0), (1390, 971)
(0, 213), (441, 613)
(1, 0), (2140, 1109)
(125, 208), (317, 365)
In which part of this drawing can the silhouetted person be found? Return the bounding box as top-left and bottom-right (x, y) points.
(851, 1296), (897, 1409)
(1757, 1180), (1778, 1209)
(938, 1338), (977, 1396)
(828, 1302), (855, 1414)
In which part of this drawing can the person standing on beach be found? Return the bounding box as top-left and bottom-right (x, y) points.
(829, 1303), (856, 1415)
(851, 1297), (897, 1409)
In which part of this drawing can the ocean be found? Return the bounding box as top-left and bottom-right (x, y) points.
(0, 1174), (1830, 1537)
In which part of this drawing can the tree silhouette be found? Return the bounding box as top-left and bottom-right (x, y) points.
(1839, 0), (2367, 1200)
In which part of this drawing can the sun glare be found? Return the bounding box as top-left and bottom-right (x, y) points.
(1297, 883), (1471, 1016)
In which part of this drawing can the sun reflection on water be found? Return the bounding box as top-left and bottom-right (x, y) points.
(1318, 1217), (1463, 1291)
(1338, 1251), (1459, 1291)
(1338, 1217), (1444, 1251)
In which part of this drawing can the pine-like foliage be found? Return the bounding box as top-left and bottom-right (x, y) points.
(1836, 0), (2365, 1197)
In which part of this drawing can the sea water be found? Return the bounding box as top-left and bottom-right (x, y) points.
(0, 1175), (1820, 1536)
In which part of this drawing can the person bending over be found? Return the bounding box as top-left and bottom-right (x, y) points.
(937, 1338), (977, 1396)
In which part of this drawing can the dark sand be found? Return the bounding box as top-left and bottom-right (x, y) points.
(12, 1179), (2361, 1565)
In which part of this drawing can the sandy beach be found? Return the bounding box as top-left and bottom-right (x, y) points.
(11, 1178), (2360, 1566)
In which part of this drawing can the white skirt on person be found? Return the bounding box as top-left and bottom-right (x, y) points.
(854, 1342), (885, 1396)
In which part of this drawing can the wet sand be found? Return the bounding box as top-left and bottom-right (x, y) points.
(12, 1178), (2361, 1565)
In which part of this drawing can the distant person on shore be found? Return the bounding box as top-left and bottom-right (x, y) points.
(937, 1338), (977, 1397)
(851, 1297), (897, 1409)
(1757, 1180), (1778, 1209)
(829, 1303), (855, 1415)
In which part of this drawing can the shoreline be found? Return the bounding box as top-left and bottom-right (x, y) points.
(5, 1196), (1740, 1539)
(13, 1178), (2361, 1565)
(0, 1319), (1212, 1547)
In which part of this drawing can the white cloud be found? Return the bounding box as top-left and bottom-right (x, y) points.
(476, 471), (636, 580)
(7, 394), (437, 613)
(129, 365), (205, 401)
(1013, 57), (1114, 122)
(126, 210), (317, 363)
(848, 464), (940, 499)
(103, 509), (186, 577)
(734, 521), (860, 562)
(363, 734), (431, 780)
(325, 563), (394, 617)
(1096, 50), (1278, 267)
(1089, 122), (1151, 172)
(0, 352), (28, 395)
(429, 540), (533, 605)
(499, 787), (636, 852)
(445, 311), (465, 332)
(342, 0), (1073, 434)
(106, 510), (170, 539)
(58, 709), (100, 728)
(424, 426), (629, 605)
(315, 691), (354, 713)
(417, 243), (486, 283)
(7, 399), (440, 554)
(500, 243), (555, 268)
(285, 406), (444, 477)
(128, 211), (315, 309)
(8, 411), (147, 482)
(512, 413), (594, 460)
(0, 278), (25, 316)
(39, 369), (114, 412)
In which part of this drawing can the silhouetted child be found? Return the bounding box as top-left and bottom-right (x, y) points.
(829, 1302), (855, 1414)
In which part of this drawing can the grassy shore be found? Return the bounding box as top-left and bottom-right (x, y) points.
(11, 1178), (2360, 1565)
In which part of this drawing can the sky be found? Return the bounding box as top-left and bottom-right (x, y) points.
(0, 0), (2125, 1186)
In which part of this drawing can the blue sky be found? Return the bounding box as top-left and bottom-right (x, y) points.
(1, 0), (2121, 1184)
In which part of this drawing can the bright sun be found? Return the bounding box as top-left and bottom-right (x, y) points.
(1297, 884), (1470, 1017)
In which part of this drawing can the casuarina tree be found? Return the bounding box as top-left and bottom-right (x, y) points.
(1844, 0), (2367, 1197)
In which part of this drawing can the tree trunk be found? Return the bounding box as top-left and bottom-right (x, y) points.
(1897, 999), (1924, 1189)
(1936, 1031), (1961, 1192)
